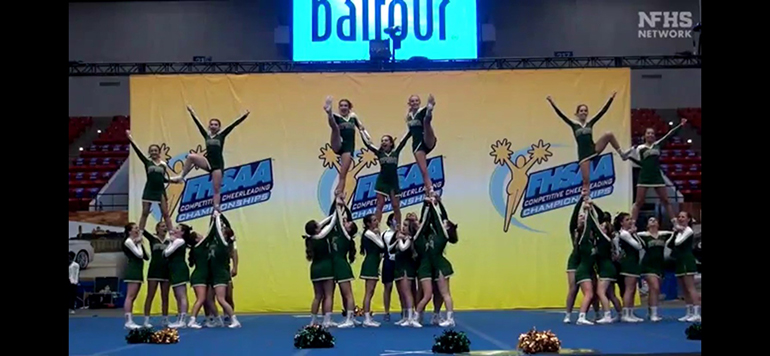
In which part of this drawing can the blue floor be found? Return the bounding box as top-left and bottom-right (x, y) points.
(69, 308), (701, 356)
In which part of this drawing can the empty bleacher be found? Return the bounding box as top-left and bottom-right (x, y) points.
(68, 116), (130, 211)
(69, 117), (93, 145)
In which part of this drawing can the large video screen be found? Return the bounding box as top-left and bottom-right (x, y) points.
(292, 0), (478, 61)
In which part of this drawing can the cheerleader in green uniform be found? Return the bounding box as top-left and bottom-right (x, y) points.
(668, 211), (701, 322)
(141, 222), (171, 328)
(303, 203), (339, 327)
(388, 220), (420, 327)
(328, 202), (360, 328)
(584, 199), (617, 324)
(122, 223), (149, 329)
(546, 93), (628, 194)
(172, 106), (250, 213)
(323, 97), (370, 196)
(613, 213), (645, 323)
(410, 202), (438, 326)
(637, 217), (672, 322)
(359, 214), (385, 327)
(564, 194), (587, 324)
(405, 94), (439, 198)
(361, 132), (412, 228)
(163, 223), (194, 329)
(628, 119), (687, 222)
(427, 199), (458, 328)
(224, 226), (239, 323)
(207, 212), (241, 327)
(127, 131), (175, 234)
(567, 194), (600, 325)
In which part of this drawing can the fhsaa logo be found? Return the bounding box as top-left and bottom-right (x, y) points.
(638, 11), (693, 39)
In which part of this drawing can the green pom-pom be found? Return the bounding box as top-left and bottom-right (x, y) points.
(432, 329), (471, 354)
(126, 327), (155, 344)
(685, 322), (701, 340)
(293, 325), (335, 349)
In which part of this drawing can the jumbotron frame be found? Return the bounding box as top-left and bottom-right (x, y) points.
(69, 55), (701, 76)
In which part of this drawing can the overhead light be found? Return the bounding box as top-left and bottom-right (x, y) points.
(79, 147), (84, 151)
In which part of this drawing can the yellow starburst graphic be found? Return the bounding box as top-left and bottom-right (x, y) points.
(489, 138), (554, 233)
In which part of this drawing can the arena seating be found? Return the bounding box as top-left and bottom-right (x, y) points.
(68, 116), (130, 211)
(677, 107), (702, 134)
(69, 117), (93, 144)
(631, 109), (701, 202)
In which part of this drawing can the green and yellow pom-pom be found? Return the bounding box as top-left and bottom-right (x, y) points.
(293, 324), (335, 349)
(432, 329), (471, 354)
(125, 327), (179, 344)
(517, 328), (561, 354)
(685, 323), (701, 340)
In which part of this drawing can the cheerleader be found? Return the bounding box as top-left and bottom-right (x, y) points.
(613, 213), (645, 322)
(389, 222), (421, 328)
(412, 201), (438, 326)
(303, 202), (339, 327)
(224, 225), (239, 323)
(360, 214), (385, 327)
(208, 212), (240, 327)
(564, 193), (587, 323)
(637, 217), (672, 322)
(546, 93), (628, 194)
(163, 224), (194, 328)
(569, 195), (600, 325)
(361, 133), (411, 227)
(629, 119), (687, 222)
(172, 106), (250, 212)
(668, 211), (701, 322)
(122, 223), (149, 329)
(141, 222), (170, 328)
(427, 199), (458, 327)
(380, 214), (398, 322)
(585, 199), (617, 324)
(329, 201), (359, 328)
(126, 131), (174, 234)
(323, 97), (369, 196)
(405, 94), (439, 198)
(184, 213), (240, 328)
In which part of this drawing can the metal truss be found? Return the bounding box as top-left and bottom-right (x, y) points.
(69, 55), (700, 76)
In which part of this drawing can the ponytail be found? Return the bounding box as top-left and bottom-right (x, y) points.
(359, 229), (367, 256)
(304, 236), (313, 261)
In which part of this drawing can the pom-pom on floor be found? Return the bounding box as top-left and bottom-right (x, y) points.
(69, 308), (701, 356)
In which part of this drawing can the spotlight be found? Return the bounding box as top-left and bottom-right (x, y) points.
(668, 121), (674, 126)
(687, 139), (692, 144)
(79, 147), (84, 151)
(97, 129), (102, 134)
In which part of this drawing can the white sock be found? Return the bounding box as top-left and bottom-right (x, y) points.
(345, 311), (353, 322)
(693, 305), (701, 316)
(414, 311), (421, 322)
(323, 312), (331, 324)
(578, 312), (587, 320)
(144, 316), (151, 324)
(407, 308), (414, 320)
(178, 313), (187, 322)
(603, 311), (612, 319)
(446, 311), (454, 320)
(125, 313), (133, 323)
(217, 315), (224, 323)
(364, 313), (371, 322)
(310, 314), (317, 324)
(649, 306), (658, 317)
(621, 308), (629, 317)
(685, 304), (694, 315)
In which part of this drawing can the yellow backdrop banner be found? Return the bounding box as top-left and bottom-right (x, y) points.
(129, 69), (632, 313)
